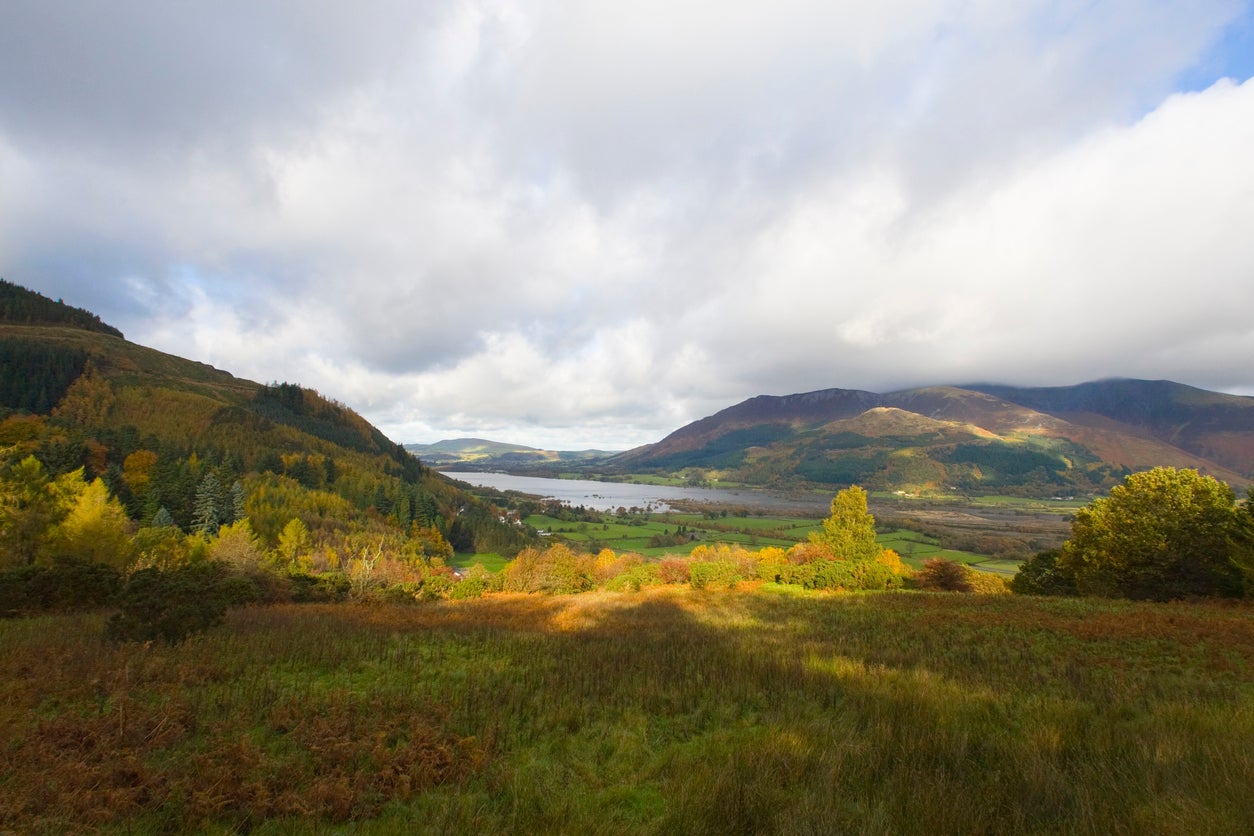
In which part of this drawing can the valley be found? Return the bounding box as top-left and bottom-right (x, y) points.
(2, 279), (1252, 834)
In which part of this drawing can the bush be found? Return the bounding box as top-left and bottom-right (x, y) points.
(857, 559), (907, 591)
(1012, 549), (1077, 596)
(915, 558), (973, 592)
(499, 545), (594, 594)
(658, 558), (691, 584)
(779, 561), (817, 588)
(966, 569), (1011, 595)
(448, 576), (488, 599)
(0, 559), (122, 616)
(288, 571), (351, 603)
(418, 573), (455, 600)
(106, 562), (240, 644)
(811, 560), (859, 590)
(381, 582), (424, 604)
(688, 561), (742, 590)
(603, 563), (662, 592)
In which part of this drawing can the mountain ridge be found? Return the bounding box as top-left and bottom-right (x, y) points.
(607, 380), (1254, 495)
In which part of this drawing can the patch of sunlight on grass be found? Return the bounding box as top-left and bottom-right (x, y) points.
(803, 653), (1003, 706)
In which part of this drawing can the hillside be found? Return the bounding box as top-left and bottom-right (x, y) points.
(0, 281), (527, 558)
(610, 381), (1254, 496)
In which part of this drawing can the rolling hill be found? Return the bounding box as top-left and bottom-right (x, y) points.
(608, 381), (1254, 496)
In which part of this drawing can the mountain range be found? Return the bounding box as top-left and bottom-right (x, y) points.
(437, 380), (1254, 497)
(613, 380), (1254, 495)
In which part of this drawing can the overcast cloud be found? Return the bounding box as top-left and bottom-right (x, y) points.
(3, 1), (1253, 449)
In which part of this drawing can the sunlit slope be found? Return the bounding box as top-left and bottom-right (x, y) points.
(612, 382), (1253, 494)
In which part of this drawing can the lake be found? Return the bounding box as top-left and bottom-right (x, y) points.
(442, 471), (830, 513)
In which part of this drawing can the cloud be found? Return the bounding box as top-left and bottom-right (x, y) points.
(1, 1), (1252, 448)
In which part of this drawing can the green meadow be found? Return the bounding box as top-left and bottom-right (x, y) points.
(3, 589), (1251, 833)
(519, 511), (989, 567)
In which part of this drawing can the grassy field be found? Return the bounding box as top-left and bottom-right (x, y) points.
(449, 552), (510, 572)
(524, 511), (995, 568)
(524, 512), (813, 557)
(877, 529), (986, 569)
(3, 589), (1251, 833)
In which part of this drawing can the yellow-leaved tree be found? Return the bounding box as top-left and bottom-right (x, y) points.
(44, 477), (133, 568)
(809, 485), (882, 562)
(0, 456), (90, 568)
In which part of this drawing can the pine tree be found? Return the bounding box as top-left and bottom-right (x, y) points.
(193, 471), (222, 537)
(229, 481), (247, 524)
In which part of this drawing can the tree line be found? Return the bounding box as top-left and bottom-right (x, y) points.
(0, 278), (124, 337)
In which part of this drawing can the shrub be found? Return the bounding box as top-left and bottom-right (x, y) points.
(288, 571), (351, 602)
(658, 558), (690, 584)
(418, 573), (455, 600)
(915, 558), (973, 592)
(779, 561), (817, 588)
(966, 569), (1011, 595)
(448, 576), (488, 599)
(811, 559), (859, 590)
(1012, 549), (1077, 596)
(106, 562), (240, 644)
(0, 559), (122, 615)
(857, 559), (907, 591)
(604, 563), (662, 592)
(689, 561), (742, 590)
(381, 582), (423, 604)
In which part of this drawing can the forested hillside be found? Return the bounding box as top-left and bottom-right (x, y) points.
(0, 280), (529, 586)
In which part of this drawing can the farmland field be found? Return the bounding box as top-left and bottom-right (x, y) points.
(519, 511), (995, 568)
(3, 589), (1251, 833)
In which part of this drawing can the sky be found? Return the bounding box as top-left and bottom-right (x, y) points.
(3, 2), (1254, 451)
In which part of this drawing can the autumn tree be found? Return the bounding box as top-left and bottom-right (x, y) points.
(810, 485), (882, 562)
(275, 517), (312, 570)
(209, 519), (266, 571)
(44, 477), (133, 568)
(0, 456), (84, 568)
(1057, 467), (1249, 600)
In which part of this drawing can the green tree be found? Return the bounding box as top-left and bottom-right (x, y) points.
(810, 485), (882, 562)
(131, 524), (196, 570)
(1011, 549), (1077, 596)
(151, 506), (177, 529)
(228, 480), (247, 524)
(1057, 467), (1248, 600)
(193, 470), (222, 537)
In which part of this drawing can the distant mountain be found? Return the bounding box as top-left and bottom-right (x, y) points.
(406, 438), (618, 470)
(0, 280), (527, 554)
(610, 381), (1254, 496)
